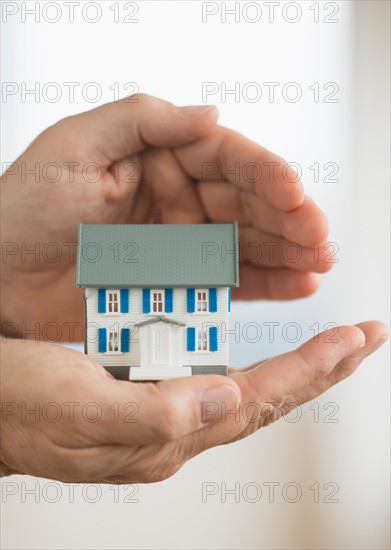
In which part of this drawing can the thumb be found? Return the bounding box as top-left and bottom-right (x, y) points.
(91, 374), (241, 446)
(45, 94), (219, 166)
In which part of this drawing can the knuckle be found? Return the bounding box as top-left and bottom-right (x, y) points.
(125, 93), (160, 112)
(296, 348), (333, 379)
(156, 401), (190, 441)
(313, 358), (334, 378)
(128, 92), (148, 104)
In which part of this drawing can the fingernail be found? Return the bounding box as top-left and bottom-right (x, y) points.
(175, 105), (217, 116)
(352, 327), (366, 349)
(200, 384), (240, 424)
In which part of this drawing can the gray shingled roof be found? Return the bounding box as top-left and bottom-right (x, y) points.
(76, 223), (239, 288)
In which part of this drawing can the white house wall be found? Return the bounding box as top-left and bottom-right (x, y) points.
(85, 287), (230, 367)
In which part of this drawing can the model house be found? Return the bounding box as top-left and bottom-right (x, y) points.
(76, 223), (239, 380)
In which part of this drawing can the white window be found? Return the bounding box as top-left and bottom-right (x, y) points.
(197, 329), (209, 352)
(152, 290), (164, 313)
(107, 290), (120, 313)
(108, 329), (120, 352)
(196, 289), (208, 312)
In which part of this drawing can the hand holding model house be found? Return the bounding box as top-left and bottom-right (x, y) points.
(1, 95), (388, 482)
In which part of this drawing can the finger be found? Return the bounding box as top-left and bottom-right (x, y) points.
(41, 94), (219, 167)
(230, 322), (388, 375)
(232, 326), (367, 413)
(327, 321), (389, 384)
(243, 193), (329, 247)
(105, 153), (143, 203)
(106, 146), (205, 219)
(232, 264), (321, 301)
(277, 196), (329, 247)
(222, 322), (388, 446)
(231, 321), (388, 419)
(199, 184), (329, 247)
(138, 147), (206, 223)
(175, 128), (304, 211)
(89, 374), (241, 447)
(228, 358), (271, 375)
(197, 181), (248, 224)
(170, 325), (372, 461)
(239, 226), (334, 273)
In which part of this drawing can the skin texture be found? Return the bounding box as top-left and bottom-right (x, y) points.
(0, 94), (388, 482)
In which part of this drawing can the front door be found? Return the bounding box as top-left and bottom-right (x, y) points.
(130, 323), (190, 379)
(152, 326), (170, 365)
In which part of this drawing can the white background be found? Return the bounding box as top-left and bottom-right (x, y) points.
(1, 1), (389, 549)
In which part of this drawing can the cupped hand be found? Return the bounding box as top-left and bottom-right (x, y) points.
(1, 321), (387, 483)
(1, 94), (331, 341)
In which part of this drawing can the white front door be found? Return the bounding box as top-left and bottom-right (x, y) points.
(130, 323), (191, 380)
(152, 326), (170, 365)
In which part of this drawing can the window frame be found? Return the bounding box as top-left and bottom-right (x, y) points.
(196, 328), (210, 353)
(151, 289), (165, 314)
(106, 289), (121, 315)
(195, 289), (209, 314)
(105, 328), (122, 354)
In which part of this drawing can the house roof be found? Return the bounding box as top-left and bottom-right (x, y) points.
(76, 223), (239, 288)
(135, 316), (186, 328)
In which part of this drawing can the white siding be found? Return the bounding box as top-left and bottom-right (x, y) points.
(85, 287), (230, 367)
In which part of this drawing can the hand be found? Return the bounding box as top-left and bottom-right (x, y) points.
(1, 321), (387, 482)
(1, 94), (330, 341)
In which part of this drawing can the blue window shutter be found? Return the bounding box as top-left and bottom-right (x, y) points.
(209, 288), (217, 312)
(120, 289), (129, 313)
(165, 289), (173, 313)
(142, 289), (150, 313)
(98, 328), (107, 352)
(121, 328), (130, 352)
(228, 288), (231, 312)
(187, 327), (196, 351)
(209, 326), (218, 352)
(187, 288), (195, 313)
(98, 289), (106, 313)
